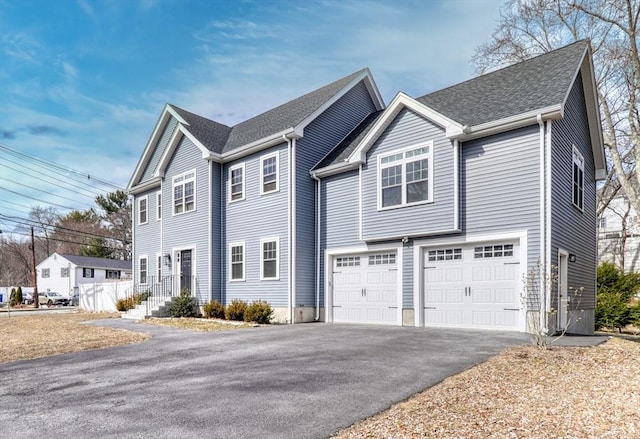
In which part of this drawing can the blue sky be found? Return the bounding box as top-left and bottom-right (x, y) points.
(0, 0), (503, 224)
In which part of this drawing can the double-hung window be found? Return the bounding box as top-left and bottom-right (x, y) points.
(139, 256), (148, 284)
(229, 164), (245, 202)
(106, 270), (121, 279)
(378, 142), (433, 209)
(572, 147), (584, 211)
(138, 196), (148, 225)
(83, 268), (94, 278)
(60, 267), (69, 278)
(260, 237), (279, 280)
(42, 268), (50, 278)
(229, 242), (245, 281)
(260, 152), (279, 194)
(173, 170), (196, 215)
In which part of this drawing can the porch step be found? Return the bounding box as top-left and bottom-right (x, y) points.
(121, 298), (175, 320)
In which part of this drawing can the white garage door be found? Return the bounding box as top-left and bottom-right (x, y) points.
(423, 242), (521, 330)
(332, 252), (399, 325)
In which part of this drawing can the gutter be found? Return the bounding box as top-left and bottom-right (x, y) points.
(284, 133), (300, 324)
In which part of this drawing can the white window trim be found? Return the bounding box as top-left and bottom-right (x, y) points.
(172, 169), (197, 216)
(260, 237), (280, 280)
(156, 191), (162, 221)
(156, 253), (162, 283)
(260, 151), (280, 195)
(377, 141), (434, 211)
(139, 255), (148, 285)
(228, 163), (246, 203)
(572, 145), (584, 212)
(138, 195), (149, 225)
(229, 241), (245, 282)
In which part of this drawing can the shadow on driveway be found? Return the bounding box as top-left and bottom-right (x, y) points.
(0, 320), (529, 439)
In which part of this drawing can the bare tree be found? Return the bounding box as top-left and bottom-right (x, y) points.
(473, 0), (640, 214)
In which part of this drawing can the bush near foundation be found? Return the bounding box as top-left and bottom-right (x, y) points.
(225, 299), (248, 321)
(203, 299), (225, 319)
(244, 300), (273, 324)
(169, 289), (199, 318)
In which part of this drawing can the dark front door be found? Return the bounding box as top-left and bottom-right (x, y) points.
(180, 250), (192, 293)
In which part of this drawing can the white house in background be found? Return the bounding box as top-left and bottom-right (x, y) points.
(598, 195), (640, 273)
(36, 253), (132, 296)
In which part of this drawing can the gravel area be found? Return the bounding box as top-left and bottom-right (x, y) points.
(334, 338), (640, 438)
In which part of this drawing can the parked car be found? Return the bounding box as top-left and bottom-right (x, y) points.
(22, 292), (34, 305)
(38, 292), (69, 306)
(70, 291), (79, 307)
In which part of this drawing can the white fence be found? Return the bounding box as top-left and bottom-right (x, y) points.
(79, 281), (132, 312)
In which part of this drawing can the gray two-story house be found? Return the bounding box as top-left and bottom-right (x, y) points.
(128, 40), (604, 334)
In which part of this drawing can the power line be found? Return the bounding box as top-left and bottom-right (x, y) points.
(2, 187), (79, 211)
(0, 214), (123, 241)
(0, 143), (125, 190)
(0, 177), (96, 209)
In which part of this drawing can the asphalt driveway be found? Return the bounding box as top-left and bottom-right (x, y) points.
(0, 320), (528, 439)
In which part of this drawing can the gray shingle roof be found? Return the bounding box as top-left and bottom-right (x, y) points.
(61, 254), (132, 271)
(416, 40), (588, 127)
(171, 69), (369, 155)
(314, 110), (384, 169)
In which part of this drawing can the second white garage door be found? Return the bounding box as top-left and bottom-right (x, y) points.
(332, 252), (399, 325)
(423, 242), (521, 330)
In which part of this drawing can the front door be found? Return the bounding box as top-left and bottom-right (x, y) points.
(179, 249), (192, 293)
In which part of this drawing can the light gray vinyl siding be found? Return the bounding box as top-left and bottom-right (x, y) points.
(211, 161), (222, 302)
(133, 189), (162, 283)
(296, 80), (378, 306)
(319, 170), (361, 306)
(140, 117), (178, 182)
(402, 244), (413, 308)
(162, 135), (210, 303)
(223, 143), (289, 307)
(361, 108), (456, 240)
(550, 74), (597, 310)
(462, 125), (541, 269)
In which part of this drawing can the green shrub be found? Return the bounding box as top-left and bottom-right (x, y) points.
(225, 299), (248, 321)
(169, 289), (199, 318)
(597, 262), (640, 300)
(595, 291), (630, 332)
(244, 300), (273, 324)
(135, 291), (151, 304)
(9, 288), (18, 307)
(203, 299), (225, 319)
(16, 287), (23, 305)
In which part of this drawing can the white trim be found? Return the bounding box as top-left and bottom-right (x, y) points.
(538, 114), (547, 333)
(156, 191), (162, 221)
(363, 227), (459, 243)
(325, 243), (403, 325)
(171, 169), (197, 216)
(137, 195), (149, 226)
(260, 237), (280, 281)
(154, 124), (217, 179)
(172, 245), (197, 294)
(546, 121), (553, 317)
(453, 140), (460, 231)
(358, 164), (363, 241)
(156, 253), (162, 282)
(377, 141), (434, 211)
(128, 177), (161, 195)
(228, 162), (246, 203)
(260, 151), (280, 195)
(413, 230), (528, 332)
(208, 160), (213, 302)
(228, 241), (245, 282)
(291, 138), (297, 322)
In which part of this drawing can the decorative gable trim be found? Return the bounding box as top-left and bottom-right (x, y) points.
(154, 124), (221, 179)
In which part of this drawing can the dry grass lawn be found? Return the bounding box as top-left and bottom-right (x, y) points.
(142, 317), (254, 331)
(0, 311), (149, 364)
(334, 337), (640, 438)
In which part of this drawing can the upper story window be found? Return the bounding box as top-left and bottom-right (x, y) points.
(60, 267), (69, 278)
(83, 268), (95, 278)
(378, 142), (433, 210)
(157, 191), (162, 220)
(229, 163), (245, 202)
(260, 152), (279, 194)
(138, 196), (148, 225)
(173, 170), (196, 215)
(572, 147), (584, 211)
(229, 242), (245, 281)
(42, 268), (50, 278)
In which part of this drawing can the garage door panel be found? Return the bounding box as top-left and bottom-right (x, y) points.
(424, 241), (521, 330)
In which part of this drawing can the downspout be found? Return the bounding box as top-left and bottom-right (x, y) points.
(537, 114), (548, 334)
(208, 160), (212, 302)
(284, 134), (293, 324)
(546, 120), (554, 331)
(220, 163), (225, 304)
(311, 173), (321, 321)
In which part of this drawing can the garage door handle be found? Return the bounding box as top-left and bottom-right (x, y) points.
(388, 306), (398, 309)
(424, 306), (436, 309)
(333, 306), (342, 308)
(503, 308), (519, 311)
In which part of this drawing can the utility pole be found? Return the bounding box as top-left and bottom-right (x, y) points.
(31, 226), (39, 308)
